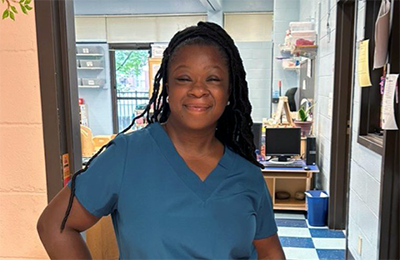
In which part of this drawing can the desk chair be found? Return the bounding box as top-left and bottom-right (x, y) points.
(93, 135), (111, 152)
(285, 87), (298, 112)
(80, 128), (95, 157)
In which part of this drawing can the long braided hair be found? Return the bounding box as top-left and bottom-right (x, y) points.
(61, 21), (263, 232)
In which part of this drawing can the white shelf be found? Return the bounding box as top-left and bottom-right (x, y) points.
(76, 54), (103, 57)
(77, 67), (104, 70)
(283, 66), (300, 71)
(78, 85), (101, 88)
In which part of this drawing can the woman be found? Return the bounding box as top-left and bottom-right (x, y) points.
(37, 21), (285, 259)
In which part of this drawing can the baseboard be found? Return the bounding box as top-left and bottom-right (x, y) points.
(347, 249), (355, 260)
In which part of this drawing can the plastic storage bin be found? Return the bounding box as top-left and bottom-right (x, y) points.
(79, 59), (103, 68)
(291, 30), (316, 45)
(306, 190), (328, 226)
(82, 78), (105, 87)
(76, 46), (103, 54)
(289, 22), (314, 31)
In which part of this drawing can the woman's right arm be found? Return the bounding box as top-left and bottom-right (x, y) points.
(37, 186), (101, 259)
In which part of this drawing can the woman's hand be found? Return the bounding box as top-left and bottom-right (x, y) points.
(37, 186), (100, 259)
(253, 234), (286, 260)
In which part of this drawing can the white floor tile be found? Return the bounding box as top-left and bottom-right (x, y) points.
(283, 247), (319, 260)
(277, 227), (311, 238)
(312, 238), (346, 249)
(275, 213), (306, 220)
(306, 219), (329, 229)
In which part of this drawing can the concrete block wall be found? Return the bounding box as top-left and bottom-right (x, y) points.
(299, 0), (337, 191)
(299, 1), (382, 259)
(272, 0), (300, 102)
(236, 42), (273, 122)
(0, 3), (49, 259)
(347, 1), (382, 259)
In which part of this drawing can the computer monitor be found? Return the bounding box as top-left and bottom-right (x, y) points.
(265, 127), (301, 162)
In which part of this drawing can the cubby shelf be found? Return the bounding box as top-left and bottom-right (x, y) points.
(76, 54), (104, 57)
(262, 166), (319, 211)
(78, 85), (101, 89)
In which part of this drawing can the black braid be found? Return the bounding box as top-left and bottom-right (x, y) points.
(60, 21), (263, 232)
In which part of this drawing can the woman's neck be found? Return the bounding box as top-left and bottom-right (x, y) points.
(162, 119), (221, 159)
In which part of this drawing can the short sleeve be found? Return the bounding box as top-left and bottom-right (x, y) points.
(254, 176), (278, 240)
(67, 135), (127, 218)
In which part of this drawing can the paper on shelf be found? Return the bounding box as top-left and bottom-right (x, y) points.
(374, 0), (391, 69)
(358, 40), (372, 87)
(382, 74), (399, 130)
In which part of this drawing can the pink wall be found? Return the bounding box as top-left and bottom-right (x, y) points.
(0, 3), (49, 258)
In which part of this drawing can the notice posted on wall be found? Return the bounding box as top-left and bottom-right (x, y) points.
(358, 40), (372, 87)
(381, 74), (399, 130)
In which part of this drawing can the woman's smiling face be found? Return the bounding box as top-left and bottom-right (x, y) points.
(166, 44), (230, 131)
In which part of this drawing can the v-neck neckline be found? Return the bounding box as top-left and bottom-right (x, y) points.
(147, 122), (235, 202)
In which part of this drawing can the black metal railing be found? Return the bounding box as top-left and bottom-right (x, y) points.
(116, 91), (149, 132)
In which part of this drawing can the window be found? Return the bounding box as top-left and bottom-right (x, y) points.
(357, 0), (387, 154)
(224, 13), (273, 42)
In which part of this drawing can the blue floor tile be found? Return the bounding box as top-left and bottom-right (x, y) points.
(316, 249), (345, 260)
(276, 211), (346, 260)
(276, 219), (308, 228)
(279, 236), (315, 248)
(310, 229), (346, 238)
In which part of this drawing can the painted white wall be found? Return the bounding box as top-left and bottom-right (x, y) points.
(74, 0), (206, 15)
(302, 0), (337, 191)
(223, 0), (273, 12)
(272, 0), (300, 105)
(75, 2), (274, 128)
(74, 0), (274, 15)
(299, 1), (382, 259)
(347, 2), (382, 259)
(236, 42), (273, 122)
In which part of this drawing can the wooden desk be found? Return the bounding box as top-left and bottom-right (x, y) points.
(262, 165), (319, 211)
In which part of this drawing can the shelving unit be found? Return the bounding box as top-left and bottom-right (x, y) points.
(262, 165), (319, 211)
(283, 65), (300, 71)
(78, 85), (101, 89)
(76, 54), (104, 57)
(77, 67), (104, 70)
(292, 45), (318, 58)
(76, 44), (106, 89)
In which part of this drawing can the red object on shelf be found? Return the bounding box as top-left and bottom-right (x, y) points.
(296, 38), (314, 46)
(79, 98), (84, 105)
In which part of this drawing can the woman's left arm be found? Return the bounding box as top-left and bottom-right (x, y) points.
(253, 234), (286, 260)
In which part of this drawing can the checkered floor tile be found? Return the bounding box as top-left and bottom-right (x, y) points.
(275, 211), (346, 260)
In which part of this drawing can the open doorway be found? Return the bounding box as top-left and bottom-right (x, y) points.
(33, 1), (399, 259)
(109, 44), (151, 133)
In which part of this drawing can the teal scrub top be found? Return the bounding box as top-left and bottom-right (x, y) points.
(69, 122), (277, 259)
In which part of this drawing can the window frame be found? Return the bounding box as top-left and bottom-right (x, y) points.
(357, 0), (386, 155)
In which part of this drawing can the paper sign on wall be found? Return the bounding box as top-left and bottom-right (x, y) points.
(381, 74), (399, 130)
(358, 40), (372, 87)
(307, 58), (312, 78)
(62, 153), (70, 187)
(373, 0), (391, 69)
